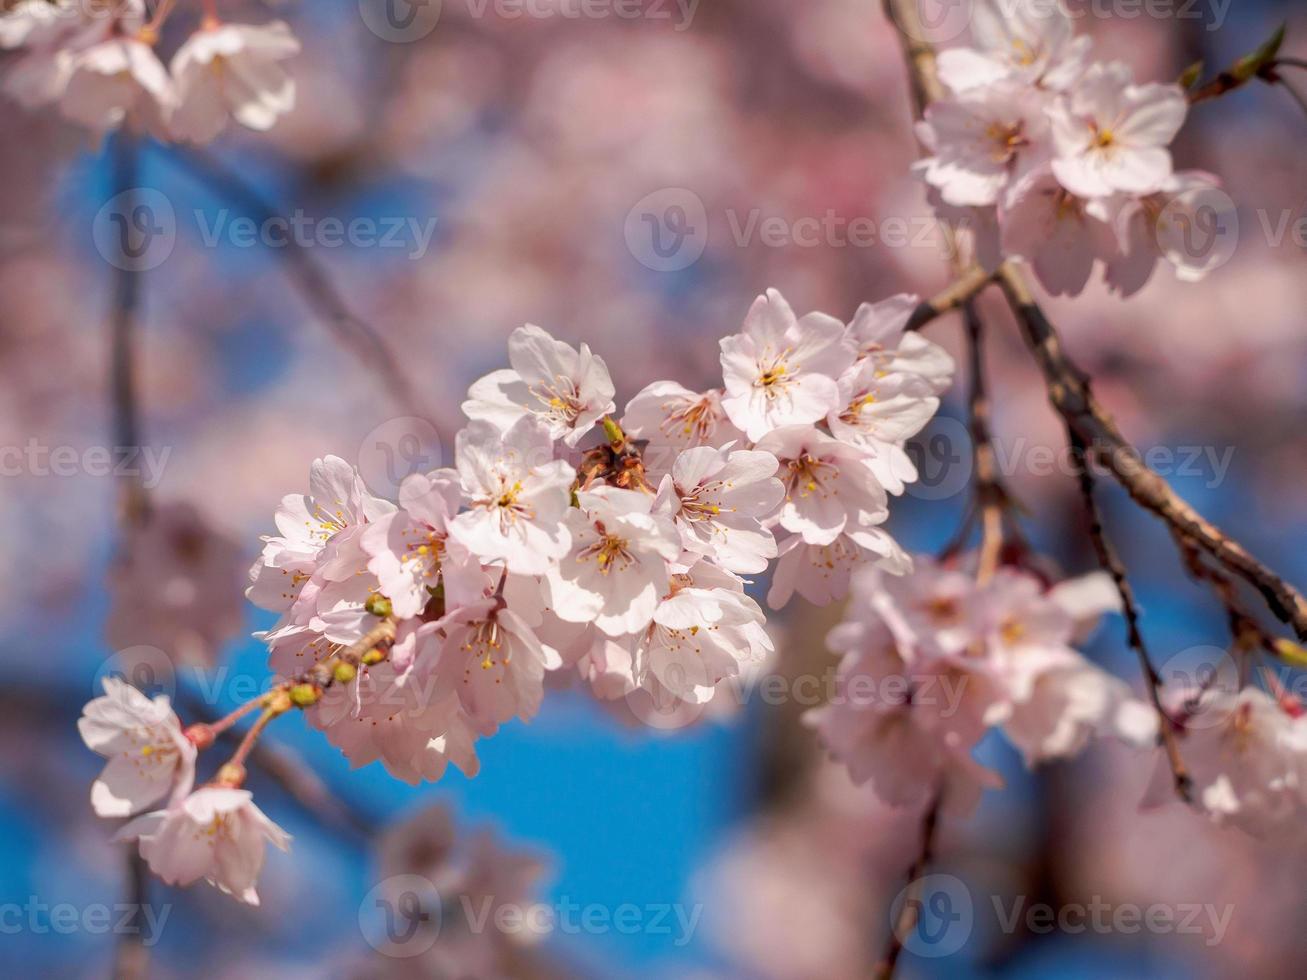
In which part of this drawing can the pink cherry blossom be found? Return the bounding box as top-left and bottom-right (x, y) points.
(463, 324), (616, 447)
(447, 417), (575, 576)
(1048, 61), (1187, 199)
(78, 677), (196, 818)
(116, 786), (290, 905)
(654, 444), (784, 574)
(621, 381), (745, 476)
(754, 425), (889, 547)
(719, 289), (855, 442)
(916, 81), (1052, 207)
(937, 0), (1090, 95)
(170, 21), (299, 143)
(546, 486), (681, 636)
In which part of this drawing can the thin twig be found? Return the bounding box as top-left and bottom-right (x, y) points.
(874, 790), (943, 980)
(163, 144), (429, 420)
(1066, 431), (1192, 802)
(107, 130), (152, 980)
(964, 303), (1006, 584)
(905, 265), (993, 332)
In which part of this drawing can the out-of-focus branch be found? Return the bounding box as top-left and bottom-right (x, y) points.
(964, 303), (1008, 584)
(1067, 431), (1191, 802)
(165, 145), (428, 420)
(107, 130), (152, 980)
(883, 0), (1307, 642)
(873, 791), (942, 980)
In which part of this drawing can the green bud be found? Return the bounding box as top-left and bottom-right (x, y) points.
(288, 683), (321, 707)
(361, 648), (386, 666)
(1178, 60), (1204, 90)
(364, 594), (393, 618)
(333, 662), (358, 684)
(1232, 23), (1285, 84)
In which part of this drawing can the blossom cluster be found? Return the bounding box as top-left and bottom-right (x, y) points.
(0, 0), (298, 141)
(79, 288), (951, 903)
(248, 289), (951, 777)
(917, 0), (1231, 296)
(806, 556), (1158, 812)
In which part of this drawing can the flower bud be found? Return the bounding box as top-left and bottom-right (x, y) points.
(333, 662), (358, 684)
(361, 648), (386, 666)
(183, 723), (215, 750)
(216, 762), (246, 787)
(364, 594), (393, 618)
(288, 683), (321, 707)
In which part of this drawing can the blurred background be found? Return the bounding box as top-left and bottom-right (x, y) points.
(2, 0), (1306, 976)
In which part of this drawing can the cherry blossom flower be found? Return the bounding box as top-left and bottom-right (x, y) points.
(78, 678), (196, 818)
(915, 81), (1052, 207)
(654, 444), (784, 574)
(1048, 61), (1187, 199)
(547, 486), (681, 636)
(719, 289), (855, 441)
(767, 533), (910, 609)
(170, 20), (299, 143)
(621, 381), (745, 475)
(60, 36), (174, 136)
(845, 295), (955, 395)
(1000, 165), (1121, 296)
(448, 417), (574, 576)
(428, 598), (561, 733)
(937, 0), (1090, 95)
(755, 425), (889, 547)
(1106, 171), (1234, 297)
(826, 364), (940, 495)
(363, 469), (472, 620)
(246, 455), (394, 613)
(116, 786), (290, 905)
(0, 0), (141, 110)
(631, 562), (772, 705)
(1146, 687), (1307, 838)
(463, 324), (616, 447)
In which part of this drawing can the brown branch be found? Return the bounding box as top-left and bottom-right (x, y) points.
(882, 0), (1307, 641)
(165, 145), (431, 423)
(1066, 431), (1192, 802)
(905, 265), (993, 332)
(107, 130), (152, 980)
(995, 268), (1307, 640)
(874, 791), (942, 980)
(964, 302), (1007, 584)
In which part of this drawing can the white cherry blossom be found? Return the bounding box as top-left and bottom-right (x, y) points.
(719, 289), (855, 441)
(448, 417), (574, 576)
(170, 21), (299, 143)
(116, 786), (290, 905)
(1048, 61), (1187, 199)
(654, 444), (784, 574)
(78, 678), (196, 818)
(938, 0), (1091, 94)
(463, 324), (616, 446)
(547, 486), (680, 636)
